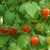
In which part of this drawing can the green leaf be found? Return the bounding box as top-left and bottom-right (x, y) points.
(9, 5), (16, 11)
(39, 0), (45, 5)
(48, 0), (50, 2)
(9, 38), (17, 45)
(0, 4), (5, 12)
(4, 10), (15, 25)
(9, 43), (21, 50)
(39, 48), (46, 50)
(20, 1), (40, 19)
(7, 0), (17, 4)
(38, 35), (47, 46)
(42, 24), (48, 35)
(0, 4), (5, 15)
(33, 11), (39, 20)
(17, 35), (30, 48)
(0, 34), (9, 47)
(14, 15), (21, 24)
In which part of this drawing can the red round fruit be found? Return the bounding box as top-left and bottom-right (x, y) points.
(41, 8), (49, 17)
(10, 28), (17, 34)
(1, 28), (8, 34)
(22, 24), (28, 32)
(30, 36), (39, 45)
(31, 21), (36, 24)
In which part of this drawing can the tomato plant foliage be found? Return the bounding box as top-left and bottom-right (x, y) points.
(0, 0), (50, 50)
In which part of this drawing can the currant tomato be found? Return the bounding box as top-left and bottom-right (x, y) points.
(1, 28), (8, 34)
(31, 21), (36, 24)
(9, 28), (17, 34)
(22, 24), (28, 32)
(46, 36), (50, 44)
(30, 36), (39, 45)
(36, 24), (43, 31)
(41, 8), (50, 17)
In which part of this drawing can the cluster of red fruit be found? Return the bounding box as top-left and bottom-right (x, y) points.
(22, 24), (39, 45)
(0, 24), (31, 35)
(0, 27), (17, 34)
(0, 25), (38, 45)
(0, 8), (50, 45)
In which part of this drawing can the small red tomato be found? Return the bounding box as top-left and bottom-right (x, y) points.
(41, 8), (50, 17)
(31, 21), (36, 24)
(30, 36), (39, 45)
(22, 24), (28, 32)
(10, 28), (17, 34)
(1, 28), (8, 34)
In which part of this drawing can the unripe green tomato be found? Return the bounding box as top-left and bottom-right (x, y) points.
(46, 36), (50, 44)
(36, 24), (43, 31)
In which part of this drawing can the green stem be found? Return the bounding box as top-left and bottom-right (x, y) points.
(9, 36), (17, 43)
